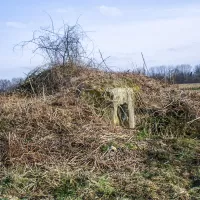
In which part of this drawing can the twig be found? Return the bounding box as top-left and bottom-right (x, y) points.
(98, 49), (112, 72)
(141, 52), (149, 75)
(28, 77), (36, 95)
(187, 117), (200, 124)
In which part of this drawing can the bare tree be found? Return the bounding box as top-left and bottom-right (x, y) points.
(15, 18), (87, 66)
(0, 79), (11, 92)
(0, 78), (23, 93)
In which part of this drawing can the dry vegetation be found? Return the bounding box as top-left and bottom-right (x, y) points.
(0, 63), (199, 200)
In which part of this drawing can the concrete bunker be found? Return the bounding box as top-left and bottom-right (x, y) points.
(106, 88), (135, 129)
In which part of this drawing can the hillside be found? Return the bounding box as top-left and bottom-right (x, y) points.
(0, 64), (200, 200)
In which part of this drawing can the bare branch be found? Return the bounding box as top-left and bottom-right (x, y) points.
(98, 50), (112, 72)
(15, 17), (88, 66)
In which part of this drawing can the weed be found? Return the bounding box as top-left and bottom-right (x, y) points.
(0, 176), (13, 195)
(125, 143), (138, 150)
(137, 128), (148, 140)
(93, 176), (115, 198)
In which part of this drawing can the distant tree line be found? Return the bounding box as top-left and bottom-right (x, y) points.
(133, 64), (200, 84)
(0, 78), (23, 93)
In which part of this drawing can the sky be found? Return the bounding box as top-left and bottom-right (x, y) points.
(1, 0), (200, 79)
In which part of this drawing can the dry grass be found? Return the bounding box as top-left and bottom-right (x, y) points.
(0, 65), (200, 199)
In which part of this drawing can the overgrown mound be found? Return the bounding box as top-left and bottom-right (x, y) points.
(16, 62), (165, 95)
(0, 64), (200, 199)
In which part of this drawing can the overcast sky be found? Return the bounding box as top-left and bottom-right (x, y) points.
(1, 0), (200, 79)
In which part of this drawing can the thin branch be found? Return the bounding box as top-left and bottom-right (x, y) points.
(98, 50), (112, 72)
(141, 52), (149, 75)
(187, 117), (200, 124)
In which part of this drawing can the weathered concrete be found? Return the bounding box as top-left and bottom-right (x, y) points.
(107, 88), (135, 129)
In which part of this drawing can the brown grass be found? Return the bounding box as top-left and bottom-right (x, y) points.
(0, 65), (200, 199)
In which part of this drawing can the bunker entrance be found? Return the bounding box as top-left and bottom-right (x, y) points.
(117, 103), (129, 127)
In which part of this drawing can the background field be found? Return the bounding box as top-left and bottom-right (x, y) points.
(177, 83), (200, 91)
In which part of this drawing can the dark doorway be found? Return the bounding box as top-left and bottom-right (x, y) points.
(117, 103), (129, 127)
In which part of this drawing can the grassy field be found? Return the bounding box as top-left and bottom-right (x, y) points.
(177, 83), (200, 91)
